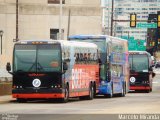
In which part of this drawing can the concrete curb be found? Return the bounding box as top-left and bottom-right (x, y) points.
(0, 95), (13, 104)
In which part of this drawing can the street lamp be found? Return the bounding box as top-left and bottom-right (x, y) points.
(0, 30), (3, 55)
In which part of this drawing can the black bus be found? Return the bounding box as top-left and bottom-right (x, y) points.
(129, 51), (155, 93)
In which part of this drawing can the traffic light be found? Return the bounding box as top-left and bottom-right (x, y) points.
(130, 14), (137, 27)
(149, 41), (155, 46)
(158, 14), (160, 28)
(150, 42), (152, 46)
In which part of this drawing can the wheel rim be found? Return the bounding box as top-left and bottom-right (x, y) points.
(122, 86), (124, 96)
(110, 89), (113, 97)
(64, 87), (69, 100)
(90, 86), (94, 99)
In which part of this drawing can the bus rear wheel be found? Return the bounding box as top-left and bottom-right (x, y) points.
(80, 83), (94, 100)
(61, 85), (69, 103)
(120, 84), (125, 97)
(87, 84), (94, 100)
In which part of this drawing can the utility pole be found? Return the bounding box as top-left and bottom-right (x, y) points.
(59, 0), (62, 40)
(110, 0), (114, 36)
(128, 31), (130, 39)
(67, 9), (71, 39)
(107, 0), (110, 35)
(16, 0), (19, 41)
(0, 30), (3, 55)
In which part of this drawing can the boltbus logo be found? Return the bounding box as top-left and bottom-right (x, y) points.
(32, 79), (41, 87)
(130, 77), (136, 83)
(28, 73), (45, 77)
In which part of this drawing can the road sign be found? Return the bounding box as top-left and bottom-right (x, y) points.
(120, 36), (146, 51)
(137, 23), (157, 28)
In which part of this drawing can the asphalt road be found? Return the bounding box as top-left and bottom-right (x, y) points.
(1, 73), (160, 120)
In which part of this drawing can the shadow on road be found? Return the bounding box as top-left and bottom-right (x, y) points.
(128, 90), (150, 93)
(9, 97), (95, 104)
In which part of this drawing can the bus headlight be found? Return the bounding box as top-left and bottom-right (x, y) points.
(130, 77), (136, 83)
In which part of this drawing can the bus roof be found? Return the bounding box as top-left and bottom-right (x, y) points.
(69, 34), (128, 42)
(15, 40), (98, 48)
(129, 51), (151, 55)
(16, 40), (55, 44)
(69, 35), (107, 39)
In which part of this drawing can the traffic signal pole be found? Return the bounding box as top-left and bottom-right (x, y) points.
(110, 0), (114, 36)
(16, 0), (19, 41)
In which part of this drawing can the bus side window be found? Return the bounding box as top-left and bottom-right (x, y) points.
(75, 53), (80, 63)
(80, 53), (83, 63)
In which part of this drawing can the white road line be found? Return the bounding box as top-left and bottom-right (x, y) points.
(153, 82), (158, 84)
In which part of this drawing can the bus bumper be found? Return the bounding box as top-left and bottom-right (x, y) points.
(98, 84), (111, 95)
(12, 88), (64, 99)
(130, 86), (151, 90)
(98, 86), (108, 94)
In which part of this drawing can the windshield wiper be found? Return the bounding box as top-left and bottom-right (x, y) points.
(28, 62), (36, 71)
(37, 62), (44, 71)
(28, 62), (44, 72)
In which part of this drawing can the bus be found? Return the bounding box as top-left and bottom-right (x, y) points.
(69, 35), (129, 97)
(6, 40), (99, 102)
(129, 51), (155, 92)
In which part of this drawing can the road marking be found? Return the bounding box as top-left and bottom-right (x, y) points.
(153, 81), (158, 84)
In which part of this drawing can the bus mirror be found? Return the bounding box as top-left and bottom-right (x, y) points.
(6, 62), (11, 72)
(63, 62), (68, 71)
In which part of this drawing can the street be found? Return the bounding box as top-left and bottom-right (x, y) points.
(0, 70), (160, 120)
(0, 74), (160, 115)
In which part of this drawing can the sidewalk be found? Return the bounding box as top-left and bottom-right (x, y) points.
(0, 95), (13, 103)
(153, 68), (160, 74)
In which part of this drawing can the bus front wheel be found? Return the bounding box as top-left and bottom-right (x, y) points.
(17, 98), (27, 103)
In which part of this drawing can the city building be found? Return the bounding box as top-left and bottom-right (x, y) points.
(102, 0), (160, 40)
(0, 0), (102, 76)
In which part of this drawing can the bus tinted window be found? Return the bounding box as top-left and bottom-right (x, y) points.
(37, 45), (61, 72)
(14, 45), (36, 72)
(14, 44), (61, 72)
(129, 54), (148, 72)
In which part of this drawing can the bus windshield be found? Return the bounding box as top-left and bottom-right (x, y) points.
(14, 44), (61, 72)
(129, 54), (149, 72)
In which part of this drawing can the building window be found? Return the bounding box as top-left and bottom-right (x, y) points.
(50, 29), (64, 40)
(50, 29), (59, 40)
(48, 0), (65, 4)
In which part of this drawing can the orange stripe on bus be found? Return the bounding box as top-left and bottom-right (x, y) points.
(130, 86), (151, 90)
(12, 93), (64, 99)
